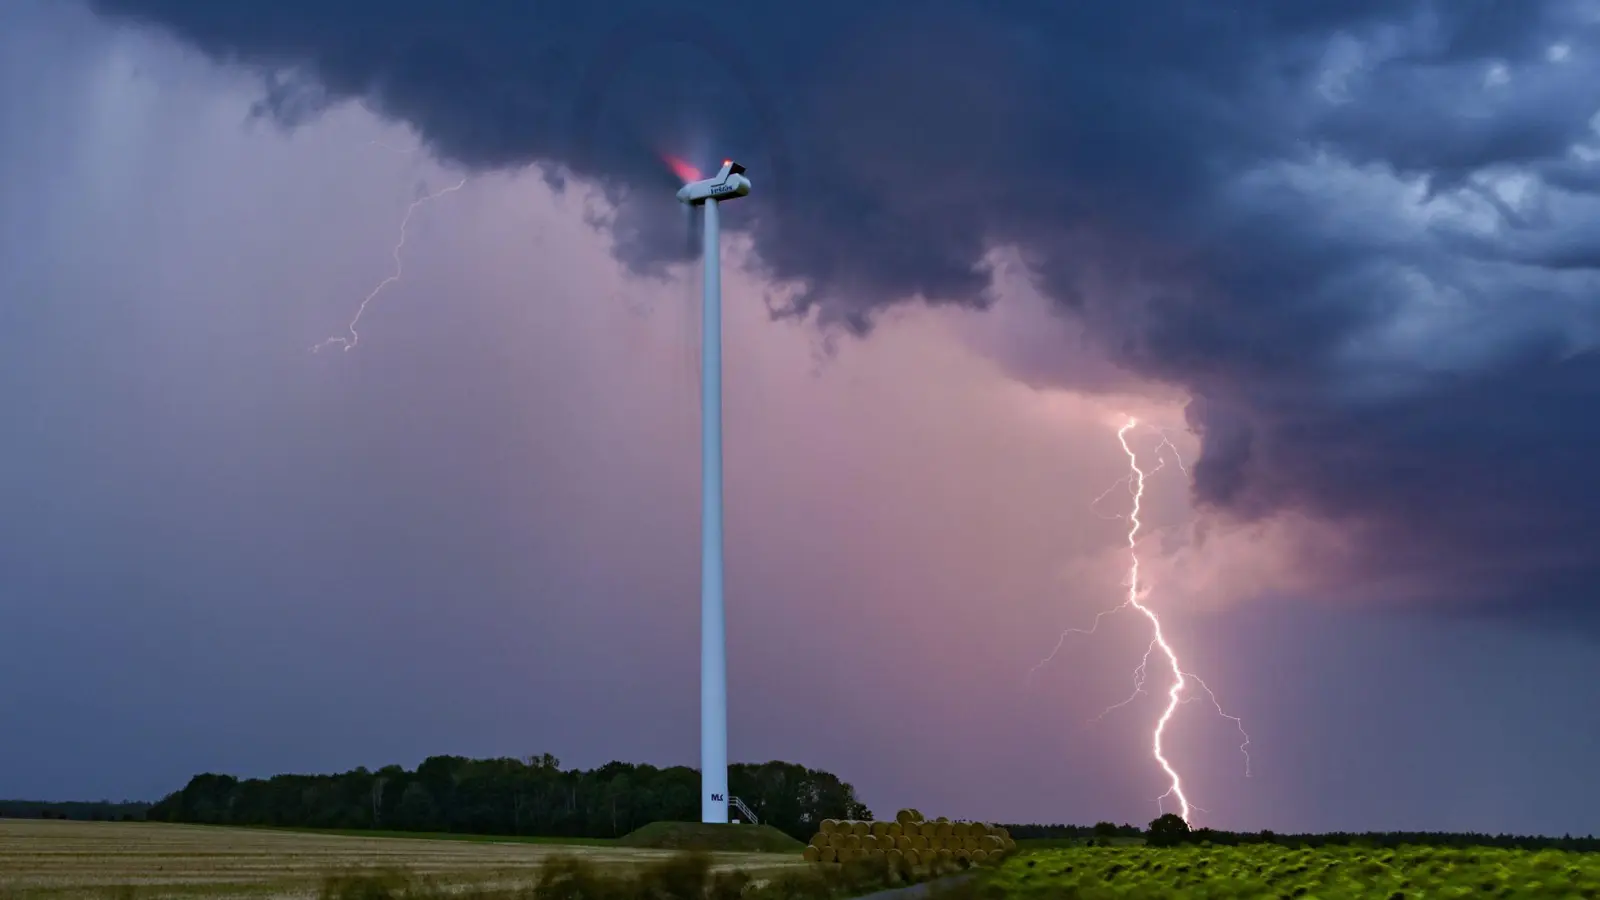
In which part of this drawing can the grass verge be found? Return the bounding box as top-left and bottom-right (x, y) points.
(988, 843), (1600, 899)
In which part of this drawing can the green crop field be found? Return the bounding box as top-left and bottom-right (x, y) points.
(989, 843), (1600, 899)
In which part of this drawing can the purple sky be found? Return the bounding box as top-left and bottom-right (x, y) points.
(3, 1), (1600, 836)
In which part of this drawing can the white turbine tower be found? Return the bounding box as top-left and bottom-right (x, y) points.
(676, 159), (752, 824)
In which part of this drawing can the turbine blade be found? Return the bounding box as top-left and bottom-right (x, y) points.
(662, 153), (702, 185)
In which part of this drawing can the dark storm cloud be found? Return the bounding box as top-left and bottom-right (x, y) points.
(85, 0), (1600, 621)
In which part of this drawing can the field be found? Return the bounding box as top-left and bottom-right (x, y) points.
(990, 843), (1600, 899)
(0, 819), (804, 900)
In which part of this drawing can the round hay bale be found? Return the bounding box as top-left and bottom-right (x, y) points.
(1004, 838), (1017, 853)
(808, 833), (828, 849)
(916, 834), (932, 851)
(861, 834), (879, 851)
(954, 849), (971, 865)
(802, 845), (821, 863)
(996, 826), (1010, 840)
(902, 821), (922, 838)
(935, 816), (950, 824)
(838, 847), (856, 863)
(983, 835), (1003, 851)
(895, 808), (915, 825)
(903, 848), (921, 867)
(871, 820), (892, 839)
(850, 820), (870, 838)
(894, 835), (913, 851)
(886, 821), (903, 839)
(818, 846), (837, 863)
(885, 848), (903, 867)
(951, 822), (970, 839)
(933, 821), (953, 841)
(821, 819), (841, 834)
(843, 834), (862, 850)
(971, 849), (989, 865)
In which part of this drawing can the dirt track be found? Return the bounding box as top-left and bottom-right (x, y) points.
(0, 819), (799, 899)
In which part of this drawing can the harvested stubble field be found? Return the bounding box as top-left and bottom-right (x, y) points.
(991, 843), (1600, 899)
(0, 819), (803, 900)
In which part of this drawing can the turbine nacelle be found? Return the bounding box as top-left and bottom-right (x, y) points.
(677, 160), (751, 205)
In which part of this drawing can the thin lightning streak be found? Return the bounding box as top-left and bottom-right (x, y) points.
(1155, 428), (1191, 477)
(1116, 416), (1198, 821)
(1089, 639), (1157, 723)
(1032, 418), (1251, 826)
(1186, 672), (1253, 778)
(312, 177), (467, 352)
(1026, 599), (1130, 680)
(1089, 476), (1133, 520)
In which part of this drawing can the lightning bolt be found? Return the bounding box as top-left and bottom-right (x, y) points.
(1032, 417), (1251, 826)
(312, 167), (467, 353)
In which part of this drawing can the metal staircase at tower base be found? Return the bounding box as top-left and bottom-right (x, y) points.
(729, 796), (758, 825)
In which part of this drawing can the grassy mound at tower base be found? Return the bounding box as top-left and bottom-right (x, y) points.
(618, 821), (805, 853)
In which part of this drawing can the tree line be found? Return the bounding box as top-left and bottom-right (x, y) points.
(18, 768), (1595, 854)
(147, 755), (871, 841)
(1003, 816), (1600, 853)
(0, 799), (151, 821)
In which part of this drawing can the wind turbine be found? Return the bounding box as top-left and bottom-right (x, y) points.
(673, 157), (752, 824)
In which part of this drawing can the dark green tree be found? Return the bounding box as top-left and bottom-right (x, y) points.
(1146, 813), (1191, 847)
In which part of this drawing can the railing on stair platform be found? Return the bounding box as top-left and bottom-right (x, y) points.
(729, 796), (759, 825)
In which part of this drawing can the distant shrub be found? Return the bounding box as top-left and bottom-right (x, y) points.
(319, 869), (421, 900)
